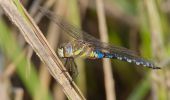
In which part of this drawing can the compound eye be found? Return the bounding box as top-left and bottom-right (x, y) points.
(65, 46), (72, 54)
(64, 43), (72, 54)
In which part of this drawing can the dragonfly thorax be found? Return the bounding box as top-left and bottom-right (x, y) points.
(57, 41), (90, 58)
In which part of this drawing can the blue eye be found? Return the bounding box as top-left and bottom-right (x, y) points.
(65, 44), (73, 54)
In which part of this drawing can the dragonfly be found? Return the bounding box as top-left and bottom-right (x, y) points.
(39, 7), (160, 77)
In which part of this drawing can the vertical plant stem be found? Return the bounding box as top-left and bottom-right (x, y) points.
(96, 0), (116, 100)
(145, 0), (167, 99)
(67, 0), (87, 95)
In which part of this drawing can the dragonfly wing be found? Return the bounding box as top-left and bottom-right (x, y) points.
(39, 7), (137, 55)
(39, 7), (159, 69)
(39, 7), (82, 39)
(39, 7), (136, 55)
(64, 58), (78, 78)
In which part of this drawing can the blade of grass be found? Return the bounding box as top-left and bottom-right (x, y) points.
(0, 19), (52, 100)
(0, 0), (85, 99)
(96, 0), (116, 100)
(144, 0), (167, 99)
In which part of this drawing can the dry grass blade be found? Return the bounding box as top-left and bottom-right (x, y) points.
(96, 0), (116, 100)
(0, 0), (85, 99)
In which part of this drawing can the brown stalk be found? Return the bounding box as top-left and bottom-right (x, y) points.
(144, 0), (167, 99)
(0, 0), (85, 99)
(14, 88), (24, 100)
(96, 0), (116, 100)
(38, 0), (67, 99)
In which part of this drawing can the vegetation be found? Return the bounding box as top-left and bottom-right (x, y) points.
(0, 0), (169, 100)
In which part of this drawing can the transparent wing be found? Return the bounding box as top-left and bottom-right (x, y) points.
(39, 7), (160, 69)
(39, 7), (137, 56)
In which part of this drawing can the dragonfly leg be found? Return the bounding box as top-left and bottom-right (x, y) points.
(64, 58), (79, 79)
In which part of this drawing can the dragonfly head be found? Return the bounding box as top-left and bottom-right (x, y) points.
(57, 43), (74, 58)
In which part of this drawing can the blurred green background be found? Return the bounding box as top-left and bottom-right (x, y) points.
(0, 0), (169, 100)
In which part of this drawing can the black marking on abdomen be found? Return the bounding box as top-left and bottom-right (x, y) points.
(104, 53), (160, 69)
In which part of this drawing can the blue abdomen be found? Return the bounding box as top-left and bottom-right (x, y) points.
(95, 50), (104, 58)
(94, 50), (159, 69)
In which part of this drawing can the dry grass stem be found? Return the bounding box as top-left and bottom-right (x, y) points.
(14, 88), (24, 100)
(79, 0), (89, 17)
(145, 0), (167, 99)
(0, 0), (85, 99)
(96, 0), (116, 100)
(39, 0), (67, 96)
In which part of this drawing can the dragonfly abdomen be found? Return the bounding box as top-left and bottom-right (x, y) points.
(94, 50), (159, 69)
